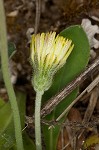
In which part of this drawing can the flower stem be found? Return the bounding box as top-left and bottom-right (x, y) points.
(0, 1), (24, 150)
(35, 91), (44, 150)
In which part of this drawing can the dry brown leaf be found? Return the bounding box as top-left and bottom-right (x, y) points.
(57, 108), (85, 150)
(7, 10), (19, 17)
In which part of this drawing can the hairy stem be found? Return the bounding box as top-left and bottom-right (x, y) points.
(35, 91), (43, 150)
(0, 1), (24, 150)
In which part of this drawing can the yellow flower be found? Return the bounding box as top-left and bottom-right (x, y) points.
(30, 32), (74, 92)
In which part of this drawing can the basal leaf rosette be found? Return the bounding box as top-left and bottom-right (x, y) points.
(30, 32), (74, 92)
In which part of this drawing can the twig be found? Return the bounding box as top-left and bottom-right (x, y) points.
(41, 57), (99, 118)
(56, 74), (99, 121)
(25, 57), (99, 124)
(78, 87), (99, 139)
(62, 88), (98, 150)
(64, 119), (73, 149)
(34, 0), (41, 34)
(61, 128), (64, 149)
(83, 87), (98, 123)
(26, 114), (99, 128)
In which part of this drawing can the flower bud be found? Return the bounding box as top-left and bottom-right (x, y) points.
(30, 32), (74, 92)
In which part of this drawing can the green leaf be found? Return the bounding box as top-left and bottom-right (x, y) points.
(0, 69), (3, 82)
(0, 91), (26, 149)
(23, 132), (36, 150)
(11, 132), (36, 150)
(0, 42), (16, 68)
(0, 101), (12, 135)
(0, 42), (16, 82)
(42, 25), (90, 150)
(8, 42), (16, 59)
(0, 91), (35, 150)
(0, 97), (5, 109)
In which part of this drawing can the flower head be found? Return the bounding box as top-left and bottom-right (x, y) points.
(30, 32), (74, 92)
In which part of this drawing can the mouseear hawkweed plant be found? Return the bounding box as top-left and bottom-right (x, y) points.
(30, 32), (74, 150)
(30, 26), (90, 150)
